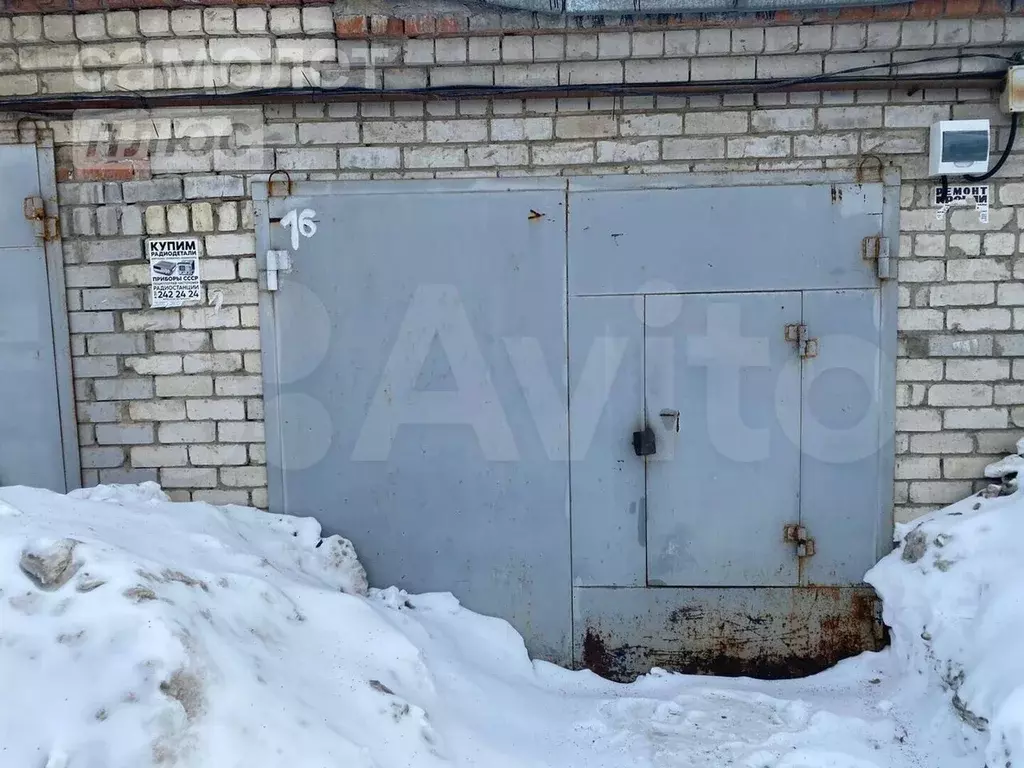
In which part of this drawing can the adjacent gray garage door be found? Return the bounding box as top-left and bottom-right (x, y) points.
(0, 144), (78, 492)
(256, 172), (898, 676)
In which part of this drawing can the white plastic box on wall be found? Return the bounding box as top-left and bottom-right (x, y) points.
(929, 120), (990, 177)
(1002, 65), (1024, 113)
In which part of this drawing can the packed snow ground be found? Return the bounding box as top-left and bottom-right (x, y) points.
(1, 455), (1021, 768)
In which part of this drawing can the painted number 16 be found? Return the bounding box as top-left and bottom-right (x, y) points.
(281, 208), (318, 250)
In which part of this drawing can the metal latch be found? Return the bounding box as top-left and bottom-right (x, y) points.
(23, 195), (59, 242)
(263, 250), (293, 291)
(784, 524), (816, 558)
(784, 324), (818, 359)
(659, 408), (680, 433)
(862, 235), (892, 280)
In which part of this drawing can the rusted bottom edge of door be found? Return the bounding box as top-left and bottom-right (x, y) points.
(573, 585), (888, 683)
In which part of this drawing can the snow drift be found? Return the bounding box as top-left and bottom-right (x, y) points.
(867, 440), (1024, 768)
(0, 476), (1005, 768)
(0, 483), (399, 768)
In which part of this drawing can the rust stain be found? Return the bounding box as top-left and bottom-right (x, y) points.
(582, 628), (649, 682)
(650, 649), (829, 680)
(23, 197), (44, 221)
(811, 585), (843, 601)
(581, 628), (608, 676)
(668, 607), (704, 623)
(856, 154), (885, 184)
(582, 628), (622, 680)
(22, 195), (59, 242)
(581, 587), (887, 683)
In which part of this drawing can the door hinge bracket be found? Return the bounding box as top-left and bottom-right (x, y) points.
(862, 235), (892, 280)
(784, 323), (818, 359)
(784, 524), (816, 558)
(23, 195), (59, 242)
(262, 249), (293, 292)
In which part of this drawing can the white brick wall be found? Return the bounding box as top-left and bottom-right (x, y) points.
(4, 8), (1022, 519)
(55, 163), (264, 503)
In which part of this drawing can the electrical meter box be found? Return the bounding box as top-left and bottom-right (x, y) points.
(929, 120), (990, 177)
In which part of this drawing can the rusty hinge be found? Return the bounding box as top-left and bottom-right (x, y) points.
(862, 235), (892, 280)
(784, 524), (816, 558)
(23, 195), (59, 242)
(784, 323), (818, 359)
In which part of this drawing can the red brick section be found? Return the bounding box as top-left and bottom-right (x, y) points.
(871, 4), (912, 17)
(935, 0), (978, 13)
(56, 145), (151, 183)
(906, 0), (944, 16)
(836, 6), (878, 20)
(0, 0), (330, 11)
(333, 0), (1020, 38)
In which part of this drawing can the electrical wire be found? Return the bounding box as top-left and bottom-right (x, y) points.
(964, 111), (1019, 182)
(762, 52), (1014, 92)
(0, 51), (1010, 112)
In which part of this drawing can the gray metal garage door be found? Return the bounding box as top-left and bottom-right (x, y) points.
(256, 172), (898, 677)
(0, 144), (78, 492)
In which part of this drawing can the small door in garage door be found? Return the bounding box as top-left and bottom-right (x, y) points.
(0, 145), (77, 491)
(644, 291), (803, 587)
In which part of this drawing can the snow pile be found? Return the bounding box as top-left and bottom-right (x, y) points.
(0, 482), (978, 768)
(867, 440), (1024, 767)
(0, 484), (421, 768)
